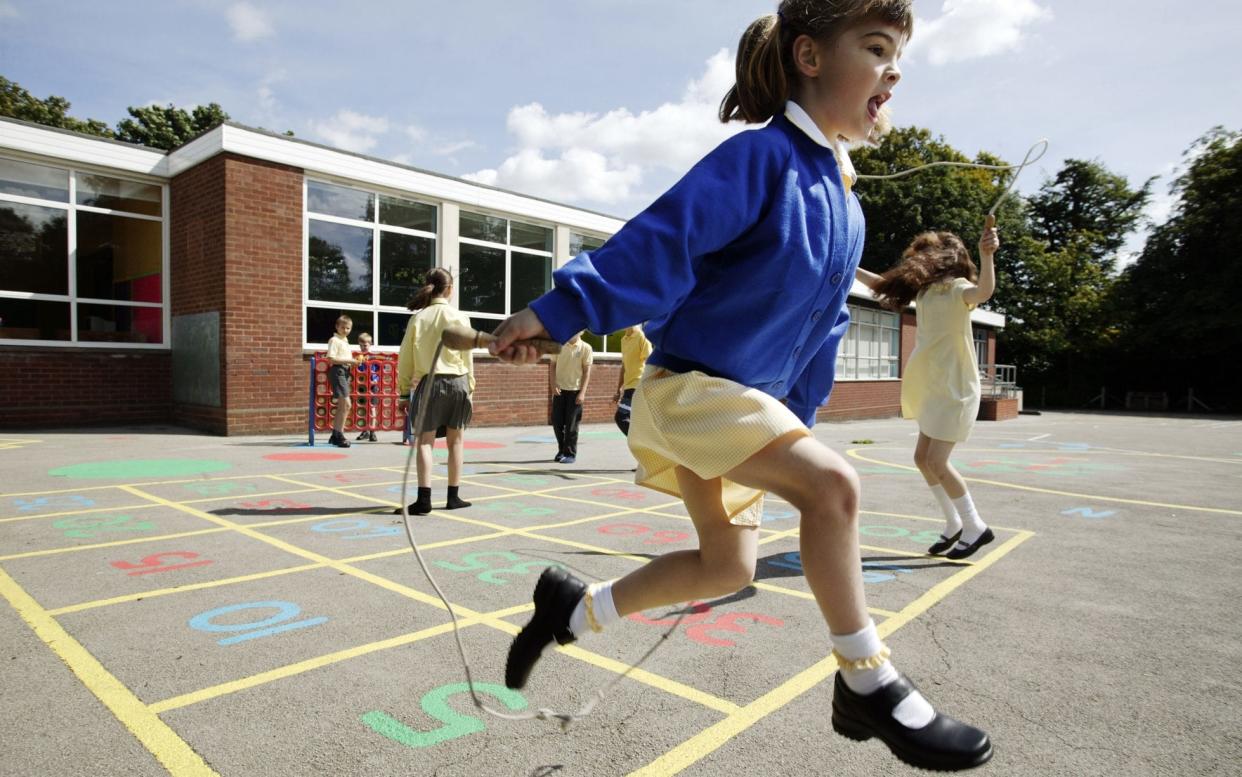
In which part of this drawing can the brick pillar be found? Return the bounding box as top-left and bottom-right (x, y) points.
(171, 153), (304, 434)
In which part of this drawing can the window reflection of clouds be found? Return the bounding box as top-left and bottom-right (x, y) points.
(307, 181), (374, 221)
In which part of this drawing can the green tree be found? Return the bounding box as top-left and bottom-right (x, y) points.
(114, 103), (230, 151)
(0, 76), (112, 138)
(1112, 127), (1242, 409)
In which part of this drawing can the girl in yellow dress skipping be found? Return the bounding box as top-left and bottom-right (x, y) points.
(857, 218), (1001, 560)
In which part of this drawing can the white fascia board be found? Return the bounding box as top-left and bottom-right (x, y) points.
(847, 277), (1006, 329)
(0, 118), (168, 177)
(197, 125), (626, 235)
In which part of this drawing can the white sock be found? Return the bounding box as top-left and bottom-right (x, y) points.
(930, 484), (961, 537)
(952, 492), (987, 541)
(833, 621), (935, 729)
(568, 580), (620, 638)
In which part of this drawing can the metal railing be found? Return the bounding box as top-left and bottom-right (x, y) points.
(979, 363), (1019, 399)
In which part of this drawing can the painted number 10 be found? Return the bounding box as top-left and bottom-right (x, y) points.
(189, 601), (327, 646)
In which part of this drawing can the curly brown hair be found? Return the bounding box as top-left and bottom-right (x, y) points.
(870, 231), (977, 311)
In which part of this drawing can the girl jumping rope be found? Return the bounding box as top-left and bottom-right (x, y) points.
(857, 221), (1001, 559)
(396, 268), (476, 515)
(486, 1), (991, 770)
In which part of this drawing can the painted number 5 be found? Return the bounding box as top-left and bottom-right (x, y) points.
(362, 683), (526, 749)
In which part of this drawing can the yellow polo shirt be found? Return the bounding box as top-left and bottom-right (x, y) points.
(397, 298), (476, 396)
(620, 329), (652, 391)
(553, 339), (593, 391)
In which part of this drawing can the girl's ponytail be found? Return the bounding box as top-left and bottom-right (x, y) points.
(408, 267), (454, 311)
(719, 13), (787, 124)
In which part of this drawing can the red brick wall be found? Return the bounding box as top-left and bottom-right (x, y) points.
(978, 397), (1018, 421)
(819, 380), (902, 420)
(0, 348), (170, 428)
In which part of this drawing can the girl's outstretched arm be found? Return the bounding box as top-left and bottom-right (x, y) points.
(963, 215), (999, 307)
(855, 266), (883, 292)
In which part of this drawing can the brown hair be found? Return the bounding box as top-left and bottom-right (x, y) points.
(720, 0), (914, 124)
(335, 314), (352, 327)
(871, 231), (978, 311)
(408, 267), (453, 311)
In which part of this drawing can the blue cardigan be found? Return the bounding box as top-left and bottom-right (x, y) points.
(530, 112), (865, 427)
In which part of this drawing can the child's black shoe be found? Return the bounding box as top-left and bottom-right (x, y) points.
(831, 672), (992, 771)
(504, 567), (585, 689)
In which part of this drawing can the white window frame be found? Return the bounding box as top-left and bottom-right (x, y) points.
(0, 153), (170, 349)
(835, 303), (901, 381)
(302, 176), (440, 351)
(457, 209), (554, 331)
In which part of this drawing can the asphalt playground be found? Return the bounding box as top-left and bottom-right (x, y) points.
(1, 411), (1239, 776)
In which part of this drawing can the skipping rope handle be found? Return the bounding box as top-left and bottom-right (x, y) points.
(440, 324), (562, 355)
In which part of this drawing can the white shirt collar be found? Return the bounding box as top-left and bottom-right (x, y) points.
(784, 100), (856, 186)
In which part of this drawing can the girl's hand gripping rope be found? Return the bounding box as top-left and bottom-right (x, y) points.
(978, 215), (1000, 259)
(487, 308), (558, 364)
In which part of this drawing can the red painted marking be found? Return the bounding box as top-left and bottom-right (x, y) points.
(264, 452), (349, 462)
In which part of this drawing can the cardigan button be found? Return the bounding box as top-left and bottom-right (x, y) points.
(831, 272), (843, 285)
(811, 310), (823, 322)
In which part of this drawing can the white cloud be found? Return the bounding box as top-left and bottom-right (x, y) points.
(309, 110), (390, 153)
(908, 0), (1052, 65)
(0, 3), (19, 19)
(464, 49), (743, 209)
(226, 2), (274, 42)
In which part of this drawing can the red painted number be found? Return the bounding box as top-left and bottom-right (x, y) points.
(111, 551), (214, 576)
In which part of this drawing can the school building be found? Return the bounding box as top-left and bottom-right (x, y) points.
(0, 117), (1011, 434)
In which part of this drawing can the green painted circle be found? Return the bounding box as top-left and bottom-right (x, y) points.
(49, 459), (233, 479)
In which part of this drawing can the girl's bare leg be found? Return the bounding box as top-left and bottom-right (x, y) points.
(611, 466), (758, 616)
(415, 430), (436, 488)
(445, 426), (465, 487)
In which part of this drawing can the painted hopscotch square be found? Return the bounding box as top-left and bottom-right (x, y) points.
(134, 476), (305, 503)
(3, 529), (315, 613)
(1, 487), (154, 522)
(53, 566), (450, 705)
(0, 505), (217, 559)
(156, 624), (729, 777)
(256, 510), (501, 560)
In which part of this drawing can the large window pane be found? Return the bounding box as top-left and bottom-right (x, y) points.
(511, 253), (551, 312)
(0, 202), (68, 294)
(459, 244), (505, 314)
(76, 173), (161, 216)
(306, 307), (373, 349)
(77, 303), (162, 344)
(0, 297), (70, 341)
(378, 232), (434, 307)
(379, 311), (413, 348)
(76, 211), (163, 302)
(460, 211), (507, 243)
(379, 195), (435, 232)
(0, 157), (69, 202)
(569, 232), (605, 255)
(510, 220), (552, 252)
(308, 219), (373, 304)
(307, 181), (374, 221)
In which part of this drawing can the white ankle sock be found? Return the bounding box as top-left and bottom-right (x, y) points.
(930, 484), (962, 537)
(951, 492), (987, 541)
(568, 580), (620, 638)
(833, 620), (935, 729)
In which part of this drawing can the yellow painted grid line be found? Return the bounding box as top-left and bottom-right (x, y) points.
(119, 483), (743, 717)
(0, 564), (217, 776)
(848, 449), (1242, 516)
(628, 529), (1034, 776)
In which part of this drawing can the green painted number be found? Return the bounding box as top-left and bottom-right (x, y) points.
(361, 682), (526, 748)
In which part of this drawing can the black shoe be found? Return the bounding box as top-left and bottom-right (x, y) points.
(368, 431), (378, 442)
(553, 453), (565, 463)
(831, 673), (992, 771)
(445, 496), (472, 510)
(330, 432), (351, 448)
(356, 431), (370, 441)
(928, 530), (962, 556)
(504, 567), (586, 689)
(945, 528), (995, 560)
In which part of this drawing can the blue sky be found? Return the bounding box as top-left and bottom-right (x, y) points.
(3, 0), (1239, 259)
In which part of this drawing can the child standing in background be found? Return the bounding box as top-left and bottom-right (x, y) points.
(549, 332), (593, 464)
(326, 315), (360, 449)
(486, 1), (991, 770)
(858, 221), (1000, 559)
(612, 324), (652, 436)
(355, 332), (380, 442)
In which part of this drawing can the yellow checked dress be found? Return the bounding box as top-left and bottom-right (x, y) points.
(901, 277), (981, 443)
(627, 366), (810, 526)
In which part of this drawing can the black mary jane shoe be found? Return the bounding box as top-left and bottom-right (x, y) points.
(945, 528), (995, 560)
(928, 530), (962, 556)
(504, 567), (586, 689)
(831, 673), (992, 771)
